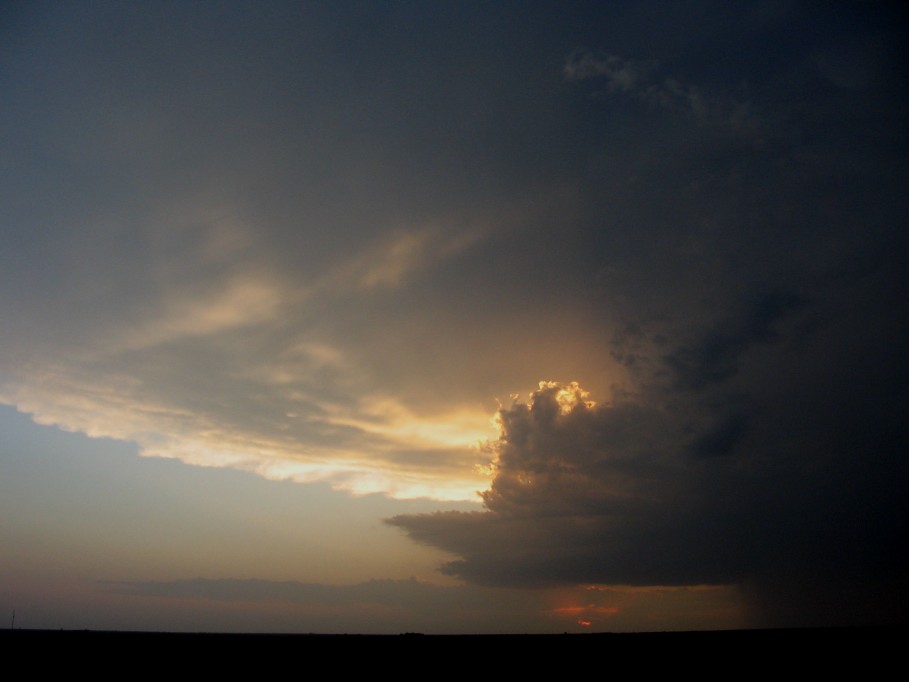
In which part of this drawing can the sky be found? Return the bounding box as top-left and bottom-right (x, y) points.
(1, 0), (907, 633)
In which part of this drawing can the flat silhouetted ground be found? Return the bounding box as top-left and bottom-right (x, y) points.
(2, 625), (903, 668)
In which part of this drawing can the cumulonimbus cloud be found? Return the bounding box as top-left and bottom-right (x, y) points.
(388, 382), (713, 586)
(388, 376), (909, 627)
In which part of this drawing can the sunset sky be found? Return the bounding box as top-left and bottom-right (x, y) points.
(1, 1), (907, 633)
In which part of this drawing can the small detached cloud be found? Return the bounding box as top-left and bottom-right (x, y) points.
(564, 51), (655, 90)
(565, 49), (760, 137)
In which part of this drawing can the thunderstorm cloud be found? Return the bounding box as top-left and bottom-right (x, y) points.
(390, 374), (909, 626)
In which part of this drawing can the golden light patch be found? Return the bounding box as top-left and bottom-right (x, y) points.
(323, 397), (497, 451)
(3, 375), (491, 502)
(118, 275), (283, 349)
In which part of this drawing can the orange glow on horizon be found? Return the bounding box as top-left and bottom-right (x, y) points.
(553, 604), (620, 618)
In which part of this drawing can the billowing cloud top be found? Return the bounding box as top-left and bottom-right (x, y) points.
(390, 371), (909, 626)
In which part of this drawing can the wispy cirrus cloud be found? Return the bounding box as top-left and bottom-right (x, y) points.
(326, 227), (483, 292)
(1, 209), (493, 501)
(565, 49), (760, 137)
(564, 50), (656, 90)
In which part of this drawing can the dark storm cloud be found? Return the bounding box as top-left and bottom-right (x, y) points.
(389, 368), (909, 627)
(386, 2), (909, 616)
(389, 383), (739, 587)
(664, 291), (804, 391)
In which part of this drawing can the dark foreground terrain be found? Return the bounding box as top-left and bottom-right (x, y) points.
(2, 626), (902, 667)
